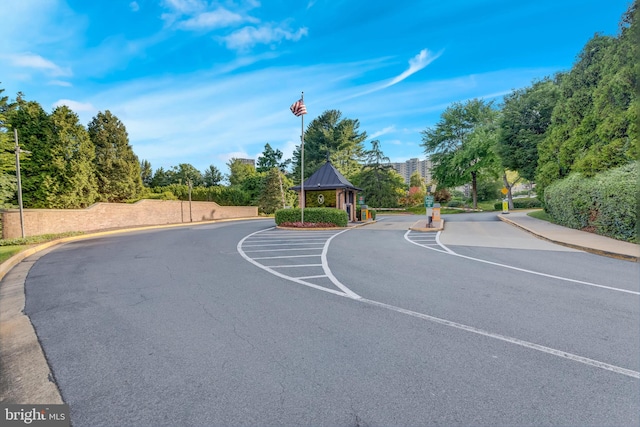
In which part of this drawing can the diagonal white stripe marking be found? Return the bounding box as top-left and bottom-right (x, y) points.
(359, 298), (640, 379)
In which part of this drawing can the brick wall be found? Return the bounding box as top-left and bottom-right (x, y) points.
(1, 200), (258, 239)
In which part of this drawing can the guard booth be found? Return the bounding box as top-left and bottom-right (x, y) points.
(290, 161), (362, 222)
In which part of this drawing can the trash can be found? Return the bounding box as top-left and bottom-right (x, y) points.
(432, 203), (441, 221)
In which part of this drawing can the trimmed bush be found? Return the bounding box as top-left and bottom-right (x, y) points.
(543, 162), (637, 242)
(493, 197), (542, 210)
(275, 208), (348, 227)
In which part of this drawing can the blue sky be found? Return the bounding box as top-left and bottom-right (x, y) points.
(1, 0), (632, 176)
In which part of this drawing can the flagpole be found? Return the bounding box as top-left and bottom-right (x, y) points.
(300, 91), (305, 225)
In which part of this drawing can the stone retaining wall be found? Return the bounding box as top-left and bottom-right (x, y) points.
(1, 200), (258, 239)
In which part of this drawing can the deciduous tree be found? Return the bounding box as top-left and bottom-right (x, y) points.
(421, 99), (499, 208)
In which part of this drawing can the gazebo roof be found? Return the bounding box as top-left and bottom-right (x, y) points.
(290, 161), (361, 191)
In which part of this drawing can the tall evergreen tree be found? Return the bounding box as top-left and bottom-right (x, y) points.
(7, 96), (53, 208)
(257, 143), (289, 173)
(292, 110), (366, 182)
(88, 110), (143, 202)
(203, 165), (223, 187)
(140, 159), (153, 187)
(45, 105), (98, 208)
(537, 4), (638, 196)
(351, 140), (405, 208)
(0, 87), (17, 207)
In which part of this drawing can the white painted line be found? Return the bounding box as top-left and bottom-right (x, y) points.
(240, 227), (639, 380)
(436, 231), (456, 254)
(269, 264), (323, 268)
(359, 298), (640, 380)
(449, 251), (640, 295)
(297, 275), (328, 280)
(242, 247), (324, 253)
(252, 254), (321, 260)
(242, 242), (328, 247)
(321, 230), (361, 299)
(237, 228), (347, 297)
(406, 231), (640, 296)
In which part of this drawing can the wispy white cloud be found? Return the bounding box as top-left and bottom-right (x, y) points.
(129, 2), (140, 12)
(48, 80), (72, 87)
(8, 53), (72, 77)
(342, 49), (442, 101)
(222, 24), (308, 51)
(178, 8), (255, 30)
(369, 125), (396, 140)
(383, 49), (442, 88)
(53, 99), (96, 113)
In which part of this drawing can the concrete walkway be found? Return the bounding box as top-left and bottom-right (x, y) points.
(499, 210), (639, 262)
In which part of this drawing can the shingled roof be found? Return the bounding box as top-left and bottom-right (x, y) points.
(290, 161), (361, 191)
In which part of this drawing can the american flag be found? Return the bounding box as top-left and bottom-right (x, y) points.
(290, 98), (307, 117)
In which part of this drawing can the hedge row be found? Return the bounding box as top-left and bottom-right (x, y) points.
(543, 162), (637, 242)
(493, 197), (542, 210)
(148, 185), (251, 206)
(274, 208), (348, 227)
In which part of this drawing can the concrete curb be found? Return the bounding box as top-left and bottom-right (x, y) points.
(409, 219), (445, 232)
(0, 216), (267, 405)
(498, 214), (639, 262)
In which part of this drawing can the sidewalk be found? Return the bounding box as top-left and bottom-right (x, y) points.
(499, 210), (639, 262)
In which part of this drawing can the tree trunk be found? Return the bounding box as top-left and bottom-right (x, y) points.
(471, 171), (477, 209)
(503, 173), (514, 210)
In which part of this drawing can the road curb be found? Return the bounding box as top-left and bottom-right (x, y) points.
(409, 219), (445, 232)
(498, 214), (639, 262)
(0, 217), (268, 405)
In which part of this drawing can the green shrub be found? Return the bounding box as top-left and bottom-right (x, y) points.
(274, 208), (348, 227)
(494, 197), (542, 210)
(447, 200), (463, 207)
(544, 162), (637, 242)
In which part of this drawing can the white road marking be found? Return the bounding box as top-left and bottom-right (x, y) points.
(405, 231), (640, 295)
(270, 264), (323, 268)
(252, 254), (321, 260)
(239, 226), (639, 380)
(359, 298), (640, 380)
(237, 227), (360, 299)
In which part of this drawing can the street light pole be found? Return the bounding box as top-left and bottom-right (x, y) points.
(14, 129), (27, 238)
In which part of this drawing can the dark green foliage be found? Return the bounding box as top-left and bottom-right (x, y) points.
(498, 78), (561, 181)
(46, 106), (98, 208)
(543, 163), (637, 242)
(257, 143), (290, 173)
(421, 99), (500, 208)
(203, 165), (223, 187)
(274, 207), (348, 227)
(536, 6), (638, 198)
(476, 179), (501, 202)
(351, 139), (405, 208)
(7, 98), (54, 207)
(88, 110), (143, 202)
(292, 110), (366, 182)
(150, 185), (251, 206)
(140, 160), (153, 186)
(493, 198), (542, 210)
(258, 168), (293, 214)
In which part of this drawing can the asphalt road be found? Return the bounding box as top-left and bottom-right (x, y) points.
(22, 214), (640, 426)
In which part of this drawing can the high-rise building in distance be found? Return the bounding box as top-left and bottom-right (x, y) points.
(389, 158), (432, 185)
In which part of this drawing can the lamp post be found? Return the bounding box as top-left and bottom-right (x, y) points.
(13, 129), (30, 238)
